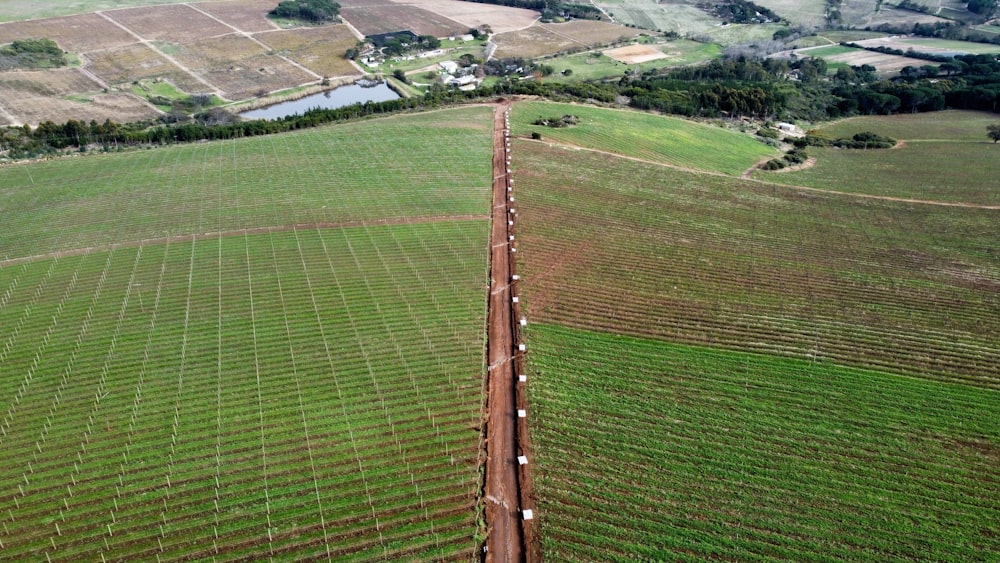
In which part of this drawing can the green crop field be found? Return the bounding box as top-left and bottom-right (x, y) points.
(757, 111), (1000, 205)
(510, 108), (999, 560)
(512, 102), (777, 175)
(0, 107), (493, 559)
(525, 324), (1000, 561)
(0, 107), (492, 260)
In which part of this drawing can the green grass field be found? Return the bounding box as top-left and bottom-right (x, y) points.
(758, 111), (1000, 205)
(511, 102), (777, 175)
(0, 107), (493, 559)
(525, 324), (999, 561)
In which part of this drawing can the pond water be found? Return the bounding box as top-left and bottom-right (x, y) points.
(239, 81), (400, 120)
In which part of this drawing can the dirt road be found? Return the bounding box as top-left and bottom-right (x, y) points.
(484, 102), (525, 562)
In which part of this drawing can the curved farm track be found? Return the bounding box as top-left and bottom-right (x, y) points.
(532, 138), (1000, 210)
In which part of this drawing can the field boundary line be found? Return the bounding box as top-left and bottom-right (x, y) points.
(0, 215), (490, 267)
(94, 10), (222, 96)
(527, 138), (1000, 210)
(185, 3), (324, 81)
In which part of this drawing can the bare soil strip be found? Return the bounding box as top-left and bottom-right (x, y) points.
(483, 102), (528, 562)
(0, 215), (488, 267)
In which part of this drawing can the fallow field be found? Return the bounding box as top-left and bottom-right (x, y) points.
(509, 105), (999, 559)
(0, 106), (493, 560)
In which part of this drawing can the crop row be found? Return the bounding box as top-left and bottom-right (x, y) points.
(524, 324), (1000, 561)
(0, 222), (487, 560)
(510, 141), (999, 386)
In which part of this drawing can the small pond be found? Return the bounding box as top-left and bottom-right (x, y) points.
(239, 81), (400, 120)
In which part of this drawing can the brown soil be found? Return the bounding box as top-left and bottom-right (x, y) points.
(483, 102), (531, 562)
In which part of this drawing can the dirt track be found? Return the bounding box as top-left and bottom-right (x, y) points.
(483, 102), (530, 562)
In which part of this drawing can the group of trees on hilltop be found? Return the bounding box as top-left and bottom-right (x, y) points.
(269, 0), (340, 23)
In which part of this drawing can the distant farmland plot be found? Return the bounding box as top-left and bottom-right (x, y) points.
(597, 0), (720, 34)
(0, 106), (493, 559)
(396, 0), (540, 34)
(818, 109), (1000, 141)
(751, 0), (827, 27)
(104, 4), (233, 44)
(510, 139), (1000, 384)
(340, 4), (467, 37)
(0, 0), (195, 22)
(545, 40), (719, 81)
(256, 26), (362, 78)
(0, 69), (158, 126)
(512, 101), (776, 175)
(493, 21), (638, 59)
(174, 35), (317, 99)
(0, 222), (487, 560)
(197, 0), (280, 33)
(525, 324), (1000, 561)
(511, 114), (999, 558)
(85, 43), (204, 91)
(0, 12), (135, 53)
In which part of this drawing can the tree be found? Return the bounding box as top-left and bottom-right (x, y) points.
(988, 124), (1000, 143)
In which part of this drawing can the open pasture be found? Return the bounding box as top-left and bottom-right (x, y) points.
(524, 324), (1000, 561)
(256, 27), (362, 78)
(539, 20), (639, 47)
(104, 4), (234, 44)
(0, 222), (487, 561)
(197, 0), (280, 33)
(759, 110), (1000, 205)
(0, 12), (135, 53)
(512, 101), (775, 175)
(340, 4), (467, 38)
(0, 69), (158, 126)
(510, 140), (999, 385)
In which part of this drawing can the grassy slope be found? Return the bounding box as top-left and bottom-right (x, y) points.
(526, 324), (999, 562)
(0, 107), (492, 260)
(757, 111), (1000, 205)
(0, 107), (493, 559)
(512, 101), (776, 175)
